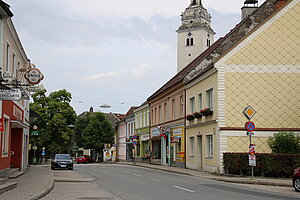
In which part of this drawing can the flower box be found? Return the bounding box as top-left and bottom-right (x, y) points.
(193, 112), (202, 119)
(200, 108), (213, 116)
(186, 114), (195, 120)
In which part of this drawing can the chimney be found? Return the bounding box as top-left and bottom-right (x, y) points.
(89, 106), (94, 113)
(241, 0), (258, 20)
(274, 0), (288, 11)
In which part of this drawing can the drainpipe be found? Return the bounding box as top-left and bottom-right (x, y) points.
(184, 89), (187, 168)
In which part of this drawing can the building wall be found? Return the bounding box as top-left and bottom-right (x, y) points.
(185, 72), (219, 172)
(117, 122), (126, 161)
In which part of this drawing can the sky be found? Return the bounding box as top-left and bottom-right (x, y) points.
(5, 0), (263, 115)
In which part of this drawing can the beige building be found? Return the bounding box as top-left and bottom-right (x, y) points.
(184, 0), (300, 173)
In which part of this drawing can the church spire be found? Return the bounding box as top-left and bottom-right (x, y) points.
(190, 0), (202, 6)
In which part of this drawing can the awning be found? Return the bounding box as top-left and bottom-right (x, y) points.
(11, 120), (29, 128)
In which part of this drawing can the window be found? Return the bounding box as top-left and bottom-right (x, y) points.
(190, 137), (195, 156)
(186, 38), (194, 46)
(198, 93), (203, 110)
(190, 97), (195, 113)
(154, 108), (157, 124)
(159, 106), (161, 123)
(6, 43), (10, 71)
(140, 113), (143, 127)
(12, 53), (16, 74)
(2, 119), (9, 157)
(172, 99), (175, 119)
(151, 109), (154, 125)
(207, 39), (211, 47)
(164, 103), (167, 122)
(206, 89), (213, 110)
(180, 96), (184, 117)
(143, 112), (146, 127)
(207, 135), (213, 157)
(147, 111), (149, 126)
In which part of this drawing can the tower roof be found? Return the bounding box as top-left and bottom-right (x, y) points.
(178, 0), (214, 33)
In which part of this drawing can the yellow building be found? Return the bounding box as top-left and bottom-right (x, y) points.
(184, 0), (300, 173)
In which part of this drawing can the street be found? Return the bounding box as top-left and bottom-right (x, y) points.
(70, 164), (300, 200)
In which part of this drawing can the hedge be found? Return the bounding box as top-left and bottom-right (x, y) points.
(223, 153), (300, 177)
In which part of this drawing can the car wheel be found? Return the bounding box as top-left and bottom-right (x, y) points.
(51, 167), (55, 170)
(293, 178), (300, 192)
(69, 167), (73, 170)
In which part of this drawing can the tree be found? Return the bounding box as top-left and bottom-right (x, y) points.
(267, 132), (300, 154)
(74, 112), (114, 153)
(30, 89), (77, 156)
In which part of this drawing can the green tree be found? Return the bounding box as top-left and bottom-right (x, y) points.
(75, 112), (114, 153)
(30, 89), (76, 156)
(267, 132), (300, 154)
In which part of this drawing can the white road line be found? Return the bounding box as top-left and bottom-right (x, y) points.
(151, 178), (161, 182)
(174, 185), (195, 193)
(133, 173), (143, 177)
(121, 171), (129, 173)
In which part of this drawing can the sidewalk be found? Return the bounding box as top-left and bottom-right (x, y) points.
(115, 162), (292, 187)
(0, 165), (114, 200)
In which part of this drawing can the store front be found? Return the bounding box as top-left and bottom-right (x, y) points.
(171, 127), (185, 168)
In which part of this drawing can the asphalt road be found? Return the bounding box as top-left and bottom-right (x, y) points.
(75, 164), (299, 200)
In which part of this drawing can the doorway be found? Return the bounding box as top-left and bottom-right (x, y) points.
(197, 135), (202, 170)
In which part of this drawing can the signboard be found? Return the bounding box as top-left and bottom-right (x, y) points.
(140, 134), (149, 141)
(172, 128), (183, 136)
(31, 131), (40, 136)
(32, 145), (38, 150)
(171, 136), (181, 143)
(0, 89), (22, 101)
(2, 71), (14, 82)
(25, 68), (44, 85)
(249, 155), (256, 166)
(151, 128), (160, 137)
(0, 118), (4, 132)
(243, 105), (256, 120)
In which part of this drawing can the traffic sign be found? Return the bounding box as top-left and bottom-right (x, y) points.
(243, 105), (256, 120)
(245, 121), (255, 132)
(249, 144), (255, 155)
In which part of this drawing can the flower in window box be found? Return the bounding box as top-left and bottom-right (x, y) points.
(200, 108), (213, 116)
(186, 114), (195, 120)
(193, 112), (202, 119)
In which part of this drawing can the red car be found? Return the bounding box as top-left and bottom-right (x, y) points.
(293, 167), (300, 192)
(76, 155), (94, 164)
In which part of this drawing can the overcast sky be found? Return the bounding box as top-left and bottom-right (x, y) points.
(5, 0), (264, 115)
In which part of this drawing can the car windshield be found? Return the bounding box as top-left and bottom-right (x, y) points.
(78, 156), (84, 158)
(55, 154), (70, 160)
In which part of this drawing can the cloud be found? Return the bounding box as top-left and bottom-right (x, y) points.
(81, 64), (151, 81)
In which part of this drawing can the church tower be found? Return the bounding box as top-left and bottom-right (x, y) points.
(177, 0), (215, 73)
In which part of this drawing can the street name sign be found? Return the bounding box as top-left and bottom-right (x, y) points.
(0, 89), (22, 100)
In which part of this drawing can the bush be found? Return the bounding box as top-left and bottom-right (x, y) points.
(223, 153), (300, 177)
(267, 132), (300, 154)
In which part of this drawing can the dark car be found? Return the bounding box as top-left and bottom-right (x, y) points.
(51, 154), (73, 170)
(76, 155), (94, 164)
(293, 167), (300, 192)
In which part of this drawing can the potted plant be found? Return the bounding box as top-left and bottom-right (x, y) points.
(186, 114), (195, 120)
(193, 111), (202, 119)
(200, 108), (213, 116)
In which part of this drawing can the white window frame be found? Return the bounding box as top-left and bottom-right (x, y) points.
(206, 135), (213, 158)
(6, 42), (10, 71)
(206, 88), (213, 110)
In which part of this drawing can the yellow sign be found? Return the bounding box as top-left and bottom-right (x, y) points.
(243, 105), (256, 119)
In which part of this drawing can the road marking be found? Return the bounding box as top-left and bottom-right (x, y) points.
(174, 185), (194, 193)
(121, 171), (129, 173)
(133, 173), (142, 177)
(151, 178), (161, 182)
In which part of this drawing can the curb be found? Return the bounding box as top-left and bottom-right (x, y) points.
(28, 168), (55, 200)
(112, 162), (292, 188)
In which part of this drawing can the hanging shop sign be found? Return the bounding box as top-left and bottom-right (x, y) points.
(0, 88), (22, 100)
(172, 128), (183, 136)
(25, 68), (44, 85)
(140, 134), (149, 141)
(151, 128), (160, 137)
(2, 71), (14, 83)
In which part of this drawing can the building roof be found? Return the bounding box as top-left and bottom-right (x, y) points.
(0, 1), (13, 17)
(147, 0), (288, 101)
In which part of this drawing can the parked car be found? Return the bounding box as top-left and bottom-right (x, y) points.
(76, 155), (94, 164)
(293, 167), (300, 192)
(51, 154), (73, 170)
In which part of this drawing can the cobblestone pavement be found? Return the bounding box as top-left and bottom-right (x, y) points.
(0, 166), (54, 200)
